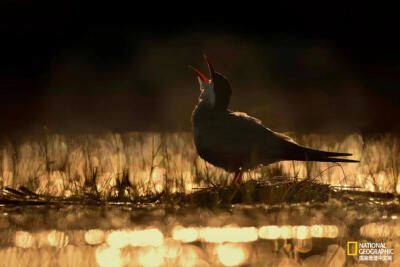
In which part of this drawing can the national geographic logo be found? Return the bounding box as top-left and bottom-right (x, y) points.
(347, 241), (394, 262)
(347, 241), (358, 256)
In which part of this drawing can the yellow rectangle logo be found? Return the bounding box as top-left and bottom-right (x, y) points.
(347, 241), (358, 256)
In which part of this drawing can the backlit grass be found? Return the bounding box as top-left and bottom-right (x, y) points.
(0, 131), (399, 203)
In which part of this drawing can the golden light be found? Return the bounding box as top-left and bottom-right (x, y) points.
(138, 247), (164, 267)
(106, 230), (131, 248)
(47, 230), (69, 248)
(36, 231), (51, 247)
(15, 231), (34, 248)
(96, 246), (123, 267)
(293, 226), (309, 239)
(106, 228), (163, 248)
(85, 229), (105, 245)
(199, 227), (258, 243)
(310, 225), (324, 238)
(63, 189), (72, 198)
(129, 228), (164, 247)
(259, 225), (338, 240)
(151, 167), (165, 193)
(216, 244), (246, 267)
(325, 225), (339, 238)
(259, 225), (280, 239)
(155, 183), (163, 193)
(279, 225), (293, 239)
(172, 226), (199, 243)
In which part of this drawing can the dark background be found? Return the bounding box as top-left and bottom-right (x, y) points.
(1, 3), (399, 134)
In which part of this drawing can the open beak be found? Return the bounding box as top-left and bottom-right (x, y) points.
(189, 54), (214, 83)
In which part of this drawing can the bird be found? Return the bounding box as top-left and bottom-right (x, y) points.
(189, 55), (359, 184)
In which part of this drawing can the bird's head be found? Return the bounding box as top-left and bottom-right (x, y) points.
(189, 55), (231, 110)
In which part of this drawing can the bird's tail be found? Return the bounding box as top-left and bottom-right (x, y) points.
(288, 146), (359, 163)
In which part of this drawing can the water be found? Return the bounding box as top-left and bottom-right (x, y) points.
(1, 195), (400, 266)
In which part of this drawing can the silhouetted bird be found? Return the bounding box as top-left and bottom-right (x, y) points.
(190, 55), (359, 184)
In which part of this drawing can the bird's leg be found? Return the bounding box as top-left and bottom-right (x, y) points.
(232, 170), (243, 184)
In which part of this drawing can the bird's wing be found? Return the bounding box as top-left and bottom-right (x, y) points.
(197, 111), (357, 168)
(226, 111), (305, 161)
(196, 111), (297, 168)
